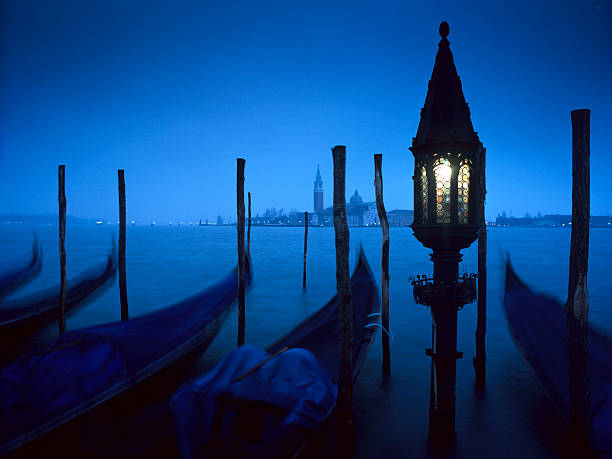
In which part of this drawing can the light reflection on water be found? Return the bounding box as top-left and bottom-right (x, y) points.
(1, 225), (610, 458)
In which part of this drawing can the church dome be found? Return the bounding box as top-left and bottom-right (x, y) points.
(350, 189), (363, 205)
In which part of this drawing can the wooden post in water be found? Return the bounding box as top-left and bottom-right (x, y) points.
(567, 109), (591, 455)
(58, 165), (67, 335)
(332, 145), (355, 457)
(118, 169), (128, 321)
(303, 211), (308, 288)
(247, 192), (252, 259)
(474, 149), (487, 387)
(237, 158), (246, 347)
(374, 154), (390, 375)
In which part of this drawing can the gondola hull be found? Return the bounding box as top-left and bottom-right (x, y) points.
(0, 239), (42, 300)
(0, 262), (249, 457)
(0, 250), (117, 360)
(170, 249), (380, 458)
(6, 306), (232, 459)
(503, 261), (612, 457)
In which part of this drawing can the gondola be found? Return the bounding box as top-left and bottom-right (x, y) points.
(0, 239), (42, 300)
(503, 260), (612, 457)
(0, 246), (117, 356)
(170, 248), (380, 458)
(0, 260), (250, 456)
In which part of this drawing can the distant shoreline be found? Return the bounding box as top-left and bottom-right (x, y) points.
(2, 214), (611, 229)
(1, 222), (611, 229)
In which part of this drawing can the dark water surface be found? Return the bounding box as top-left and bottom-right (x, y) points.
(1, 225), (611, 458)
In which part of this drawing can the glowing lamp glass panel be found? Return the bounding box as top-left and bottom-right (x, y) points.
(434, 157), (451, 223)
(420, 165), (428, 222)
(457, 161), (470, 224)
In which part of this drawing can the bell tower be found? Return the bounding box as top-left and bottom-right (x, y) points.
(313, 164), (323, 212)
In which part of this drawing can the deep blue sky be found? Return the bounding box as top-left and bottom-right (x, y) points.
(1, 0), (610, 223)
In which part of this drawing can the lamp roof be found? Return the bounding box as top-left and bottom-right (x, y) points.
(411, 22), (481, 153)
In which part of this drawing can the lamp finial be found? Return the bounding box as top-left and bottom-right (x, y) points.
(439, 21), (449, 39)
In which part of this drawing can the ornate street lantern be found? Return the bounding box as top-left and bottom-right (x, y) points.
(410, 21), (484, 282)
(409, 21), (484, 443)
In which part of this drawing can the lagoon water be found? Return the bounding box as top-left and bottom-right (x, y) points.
(1, 225), (611, 458)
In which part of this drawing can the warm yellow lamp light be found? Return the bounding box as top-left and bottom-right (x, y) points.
(434, 158), (452, 223)
(436, 162), (451, 182)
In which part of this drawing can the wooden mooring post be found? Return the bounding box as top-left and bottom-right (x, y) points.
(332, 145), (355, 457)
(567, 109), (591, 455)
(237, 158), (246, 347)
(247, 192), (252, 258)
(58, 165), (67, 335)
(118, 170), (129, 321)
(474, 149), (486, 388)
(303, 211), (308, 288)
(374, 154), (390, 375)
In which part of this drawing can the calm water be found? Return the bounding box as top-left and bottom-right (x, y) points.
(1, 225), (611, 458)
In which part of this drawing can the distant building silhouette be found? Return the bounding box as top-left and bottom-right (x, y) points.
(311, 187), (412, 227)
(349, 189), (363, 205)
(313, 164), (323, 213)
(494, 213), (612, 227)
(346, 189), (375, 226)
(388, 209), (414, 226)
(216, 215), (223, 225)
(247, 166), (414, 227)
(309, 170), (414, 227)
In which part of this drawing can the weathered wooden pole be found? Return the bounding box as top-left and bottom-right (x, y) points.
(303, 211), (308, 288)
(567, 109), (591, 455)
(374, 154), (390, 375)
(118, 169), (128, 321)
(58, 165), (67, 335)
(247, 192), (252, 258)
(474, 149), (487, 388)
(332, 145), (354, 457)
(237, 158), (246, 347)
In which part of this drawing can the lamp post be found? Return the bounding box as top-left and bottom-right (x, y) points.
(410, 21), (484, 444)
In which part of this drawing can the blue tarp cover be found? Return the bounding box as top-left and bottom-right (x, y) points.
(0, 340), (127, 430)
(0, 263), (245, 454)
(170, 345), (336, 458)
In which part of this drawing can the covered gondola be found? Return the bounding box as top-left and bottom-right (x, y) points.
(170, 248), (380, 458)
(0, 260), (250, 456)
(503, 261), (612, 457)
(0, 246), (117, 356)
(0, 239), (42, 300)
